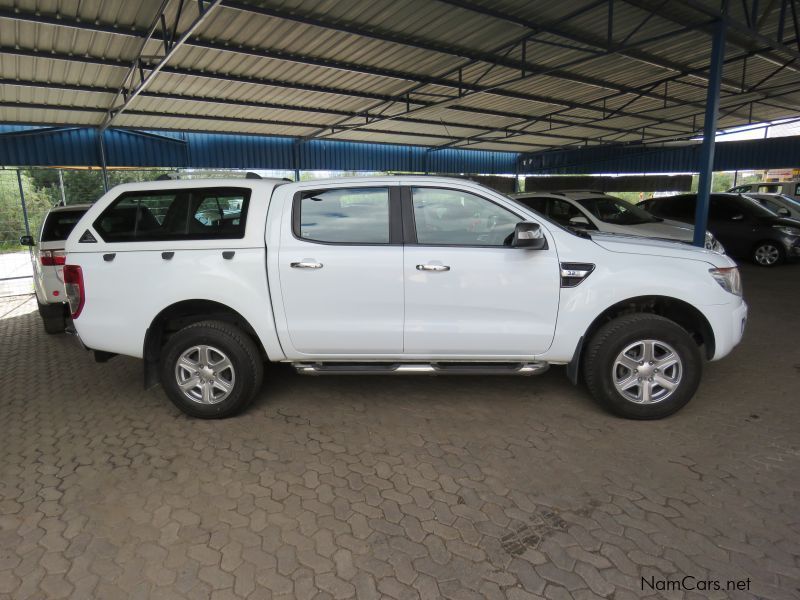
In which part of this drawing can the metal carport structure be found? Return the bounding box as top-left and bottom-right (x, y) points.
(1, 0), (800, 244)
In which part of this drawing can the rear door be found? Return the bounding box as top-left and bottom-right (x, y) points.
(707, 195), (752, 256)
(276, 184), (404, 356)
(402, 186), (559, 357)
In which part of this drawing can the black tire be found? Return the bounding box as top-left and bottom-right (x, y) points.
(159, 320), (264, 419)
(38, 302), (66, 334)
(752, 241), (784, 267)
(582, 314), (702, 420)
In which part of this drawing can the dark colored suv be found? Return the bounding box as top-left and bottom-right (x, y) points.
(638, 193), (800, 266)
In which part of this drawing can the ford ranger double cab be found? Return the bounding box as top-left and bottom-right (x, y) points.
(63, 177), (747, 420)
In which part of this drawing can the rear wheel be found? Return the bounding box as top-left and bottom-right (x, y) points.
(583, 314), (702, 419)
(752, 241), (784, 267)
(160, 320), (263, 418)
(37, 301), (66, 334)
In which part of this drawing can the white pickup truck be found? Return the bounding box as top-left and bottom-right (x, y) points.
(64, 176), (747, 420)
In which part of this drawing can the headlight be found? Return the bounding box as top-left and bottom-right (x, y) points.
(772, 225), (800, 236)
(709, 267), (742, 296)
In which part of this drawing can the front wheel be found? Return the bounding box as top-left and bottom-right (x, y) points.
(160, 320), (264, 418)
(752, 242), (784, 267)
(582, 314), (702, 419)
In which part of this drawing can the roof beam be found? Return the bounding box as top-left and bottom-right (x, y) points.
(102, 0), (223, 129)
(0, 8), (702, 130)
(624, 0), (800, 63)
(219, 1), (742, 119)
(0, 47), (690, 141)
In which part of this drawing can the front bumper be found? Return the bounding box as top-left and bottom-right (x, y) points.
(708, 300), (748, 361)
(784, 236), (800, 258)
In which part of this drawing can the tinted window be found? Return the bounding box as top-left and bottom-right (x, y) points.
(412, 188), (519, 246)
(649, 196), (694, 220)
(549, 199), (583, 226)
(757, 184), (780, 193)
(41, 209), (87, 242)
(578, 196), (657, 225)
(94, 188), (250, 242)
(295, 188), (390, 244)
(515, 197), (548, 214)
(753, 197), (781, 214)
(709, 197), (745, 221)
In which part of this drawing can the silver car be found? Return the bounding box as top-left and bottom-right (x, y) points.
(512, 191), (724, 252)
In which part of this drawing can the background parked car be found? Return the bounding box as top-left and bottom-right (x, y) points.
(512, 191), (724, 252)
(729, 180), (800, 201)
(745, 192), (800, 220)
(638, 193), (800, 266)
(19, 204), (90, 333)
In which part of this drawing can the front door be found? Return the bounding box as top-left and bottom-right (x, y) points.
(402, 186), (560, 357)
(707, 196), (752, 257)
(277, 185), (404, 356)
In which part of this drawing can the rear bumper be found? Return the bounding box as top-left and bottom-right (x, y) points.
(708, 300), (748, 361)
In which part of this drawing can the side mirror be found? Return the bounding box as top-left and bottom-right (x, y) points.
(569, 215), (591, 228)
(777, 207), (790, 217)
(19, 235), (35, 247)
(512, 222), (547, 249)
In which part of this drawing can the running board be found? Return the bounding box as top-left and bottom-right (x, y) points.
(292, 362), (549, 376)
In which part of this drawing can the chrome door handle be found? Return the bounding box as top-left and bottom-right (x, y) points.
(291, 261), (323, 269)
(416, 264), (450, 272)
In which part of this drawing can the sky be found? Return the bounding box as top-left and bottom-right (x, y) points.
(708, 118), (800, 142)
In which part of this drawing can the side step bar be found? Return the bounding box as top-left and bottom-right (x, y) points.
(292, 362), (549, 376)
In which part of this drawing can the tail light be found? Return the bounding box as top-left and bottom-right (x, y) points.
(40, 250), (66, 266)
(63, 265), (85, 318)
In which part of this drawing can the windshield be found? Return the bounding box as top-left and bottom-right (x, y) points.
(577, 196), (659, 225)
(735, 194), (785, 218)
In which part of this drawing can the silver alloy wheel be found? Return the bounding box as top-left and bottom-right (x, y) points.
(612, 339), (682, 404)
(175, 345), (236, 405)
(754, 243), (780, 265)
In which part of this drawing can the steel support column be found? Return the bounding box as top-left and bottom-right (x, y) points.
(97, 129), (109, 192)
(16, 170), (31, 238)
(693, 19), (726, 247)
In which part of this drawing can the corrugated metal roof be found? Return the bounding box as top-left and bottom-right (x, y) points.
(0, 0), (797, 157)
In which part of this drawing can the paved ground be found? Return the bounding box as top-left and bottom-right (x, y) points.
(1, 264), (799, 600)
(0, 251), (34, 297)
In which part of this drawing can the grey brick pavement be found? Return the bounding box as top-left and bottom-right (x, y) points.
(1, 265), (799, 599)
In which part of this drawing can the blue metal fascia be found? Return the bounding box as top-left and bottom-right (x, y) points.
(0, 125), (519, 173)
(520, 135), (800, 174)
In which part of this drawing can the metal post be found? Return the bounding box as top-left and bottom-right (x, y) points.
(58, 169), (67, 205)
(98, 129), (109, 192)
(693, 18), (726, 247)
(293, 139), (301, 182)
(16, 170), (31, 238)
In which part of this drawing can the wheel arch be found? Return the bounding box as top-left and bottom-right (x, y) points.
(143, 299), (268, 388)
(568, 295), (715, 384)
